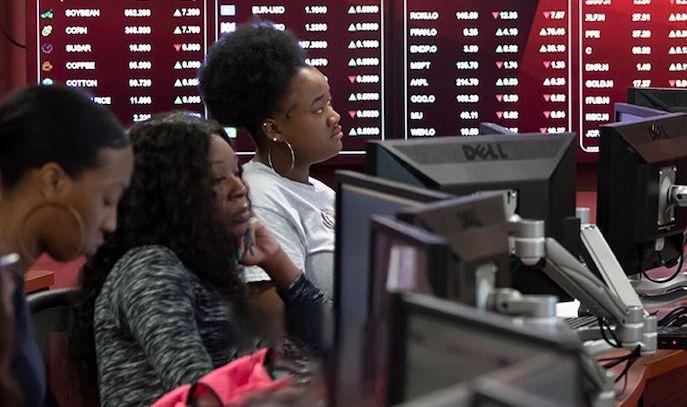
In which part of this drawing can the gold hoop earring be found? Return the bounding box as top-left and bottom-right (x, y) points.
(267, 138), (295, 176)
(18, 201), (86, 262)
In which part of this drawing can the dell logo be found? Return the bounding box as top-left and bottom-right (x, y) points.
(649, 124), (670, 141)
(462, 143), (509, 161)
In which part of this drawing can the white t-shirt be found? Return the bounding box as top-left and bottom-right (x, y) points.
(241, 159), (335, 295)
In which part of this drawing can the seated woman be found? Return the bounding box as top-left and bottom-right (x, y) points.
(69, 112), (327, 407)
(200, 23), (342, 296)
(0, 84), (133, 406)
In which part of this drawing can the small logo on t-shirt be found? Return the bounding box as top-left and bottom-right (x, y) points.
(321, 209), (335, 229)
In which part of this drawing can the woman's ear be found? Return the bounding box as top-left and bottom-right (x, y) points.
(38, 162), (70, 201)
(261, 119), (282, 142)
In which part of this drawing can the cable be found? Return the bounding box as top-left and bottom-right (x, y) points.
(604, 318), (621, 347)
(658, 306), (687, 326)
(659, 308), (687, 327)
(598, 317), (622, 348)
(641, 230), (687, 283)
(598, 348), (637, 364)
(662, 312), (687, 328)
(671, 315), (687, 327)
(597, 345), (641, 397)
(613, 346), (641, 397)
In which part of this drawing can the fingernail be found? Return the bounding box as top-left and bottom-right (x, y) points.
(234, 249), (243, 263)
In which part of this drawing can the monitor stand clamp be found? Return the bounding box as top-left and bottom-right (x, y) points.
(630, 180), (687, 298)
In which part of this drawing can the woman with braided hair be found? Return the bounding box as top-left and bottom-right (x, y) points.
(69, 112), (328, 407)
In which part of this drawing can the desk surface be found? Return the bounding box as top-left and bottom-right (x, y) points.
(24, 269), (54, 293)
(609, 349), (687, 406)
(607, 298), (687, 406)
(605, 297), (687, 407)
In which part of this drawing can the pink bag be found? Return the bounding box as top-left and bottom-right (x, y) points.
(152, 348), (291, 407)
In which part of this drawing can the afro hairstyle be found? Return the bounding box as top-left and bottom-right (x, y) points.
(199, 23), (308, 140)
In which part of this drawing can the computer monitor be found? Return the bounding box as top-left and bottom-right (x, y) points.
(368, 216), (453, 321)
(627, 87), (687, 113)
(363, 193), (509, 406)
(331, 171), (452, 404)
(365, 133), (578, 298)
(614, 102), (667, 123)
(396, 192), (511, 306)
(334, 171), (452, 344)
(478, 122), (517, 136)
(387, 292), (583, 406)
(597, 112), (687, 276)
(401, 353), (580, 407)
(358, 216), (453, 406)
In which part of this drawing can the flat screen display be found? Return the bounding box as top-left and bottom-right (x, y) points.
(26, 1), (687, 161)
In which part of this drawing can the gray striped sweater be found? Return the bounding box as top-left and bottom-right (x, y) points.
(94, 245), (251, 407)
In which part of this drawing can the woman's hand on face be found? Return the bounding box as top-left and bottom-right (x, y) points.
(238, 217), (302, 289)
(238, 217), (282, 267)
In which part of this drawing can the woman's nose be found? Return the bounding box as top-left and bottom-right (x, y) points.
(230, 177), (247, 198)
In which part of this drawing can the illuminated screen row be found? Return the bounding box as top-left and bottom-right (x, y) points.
(26, 0), (687, 161)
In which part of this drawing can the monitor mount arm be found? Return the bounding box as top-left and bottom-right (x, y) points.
(475, 216), (655, 406)
(509, 216), (657, 355)
(669, 184), (687, 207)
(506, 217), (660, 407)
(476, 218), (624, 407)
(479, 270), (616, 407)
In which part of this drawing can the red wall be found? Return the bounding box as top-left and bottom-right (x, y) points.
(0, 0), (27, 100)
(1, 2), (598, 288)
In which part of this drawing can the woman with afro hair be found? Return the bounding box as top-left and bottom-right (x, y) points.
(68, 112), (328, 407)
(199, 23), (342, 298)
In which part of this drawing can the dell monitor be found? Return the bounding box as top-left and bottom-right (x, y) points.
(479, 122), (517, 136)
(365, 133), (578, 298)
(331, 171), (451, 404)
(334, 171), (452, 343)
(396, 192), (511, 306)
(357, 215), (453, 406)
(368, 215), (453, 320)
(614, 102), (667, 123)
(363, 193), (510, 406)
(402, 353), (580, 407)
(597, 113), (687, 277)
(387, 292), (583, 406)
(627, 87), (687, 113)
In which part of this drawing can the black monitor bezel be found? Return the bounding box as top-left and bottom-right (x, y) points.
(614, 102), (667, 122)
(387, 292), (582, 405)
(333, 170), (453, 345)
(365, 133), (577, 300)
(368, 215), (452, 318)
(627, 87), (687, 112)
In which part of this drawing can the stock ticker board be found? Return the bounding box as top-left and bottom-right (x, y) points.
(26, 0), (687, 161)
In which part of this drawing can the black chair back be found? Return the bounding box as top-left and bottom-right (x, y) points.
(28, 287), (79, 406)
